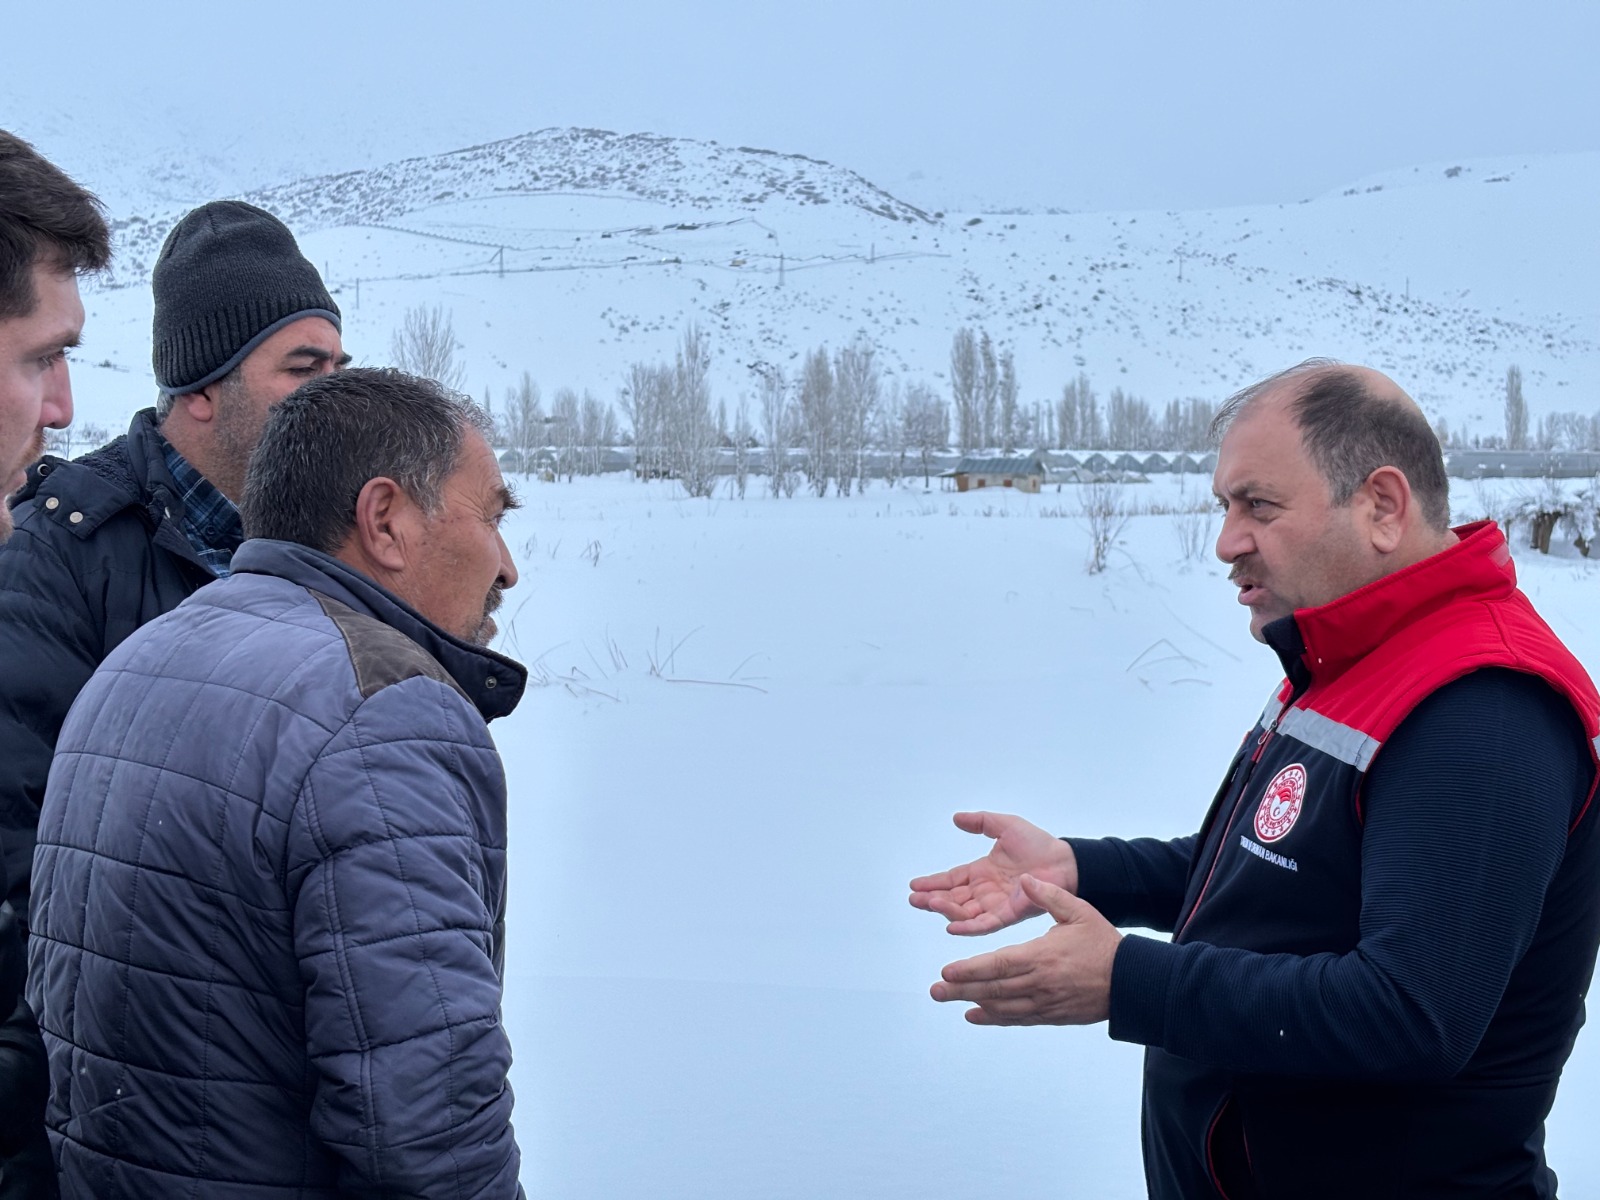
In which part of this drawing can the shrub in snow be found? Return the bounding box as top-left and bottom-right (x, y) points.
(1171, 502), (1213, 564)
(1562, 476), (1599, 558)
(1080, 482), (1129, 574)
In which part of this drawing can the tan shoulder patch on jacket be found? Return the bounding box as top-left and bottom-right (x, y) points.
(313, 591), (469, 702)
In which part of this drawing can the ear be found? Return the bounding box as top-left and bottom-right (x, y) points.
(349, 477), (419, 573)
(1361, 465), (1412, 554)
(169, 389), (218, 425)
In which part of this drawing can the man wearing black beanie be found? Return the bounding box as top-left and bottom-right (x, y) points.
(0, 199), (347, 930)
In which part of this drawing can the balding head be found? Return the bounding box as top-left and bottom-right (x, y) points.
(1213, 360), (1451, 532)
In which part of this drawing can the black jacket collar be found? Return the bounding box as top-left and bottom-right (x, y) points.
(12, 409), (206, 571)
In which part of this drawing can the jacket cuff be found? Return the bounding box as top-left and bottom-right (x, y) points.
(1107, 933), (1179, 1048)
(1063, 837), (1125, 909)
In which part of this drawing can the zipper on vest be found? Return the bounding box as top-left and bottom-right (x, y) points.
(1176, 713), (1284, 938)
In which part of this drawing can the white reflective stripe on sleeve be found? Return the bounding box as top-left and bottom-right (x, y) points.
(1277, 706), (1383, 771)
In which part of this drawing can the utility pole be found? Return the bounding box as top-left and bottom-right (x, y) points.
(778, 253), (785, 288)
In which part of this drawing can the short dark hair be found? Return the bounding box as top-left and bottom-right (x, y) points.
(0, 130), (112, 320)
(1212, 359), (1451, 532)
(241, 368), (493, 552)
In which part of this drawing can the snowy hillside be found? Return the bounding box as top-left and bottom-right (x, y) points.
(28, 126), (1600, 443)
(99, 128), (933, 288)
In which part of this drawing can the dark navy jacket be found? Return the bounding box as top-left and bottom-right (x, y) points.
(0, 409), (211, 918)
(28, 540), (527, 1198)
(1071, 525), (1600, 1199)
(0, 904), (51, 1199)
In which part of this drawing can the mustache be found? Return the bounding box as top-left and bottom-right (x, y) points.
(465, 583), (507, 648)
(483, 584), (505, 619)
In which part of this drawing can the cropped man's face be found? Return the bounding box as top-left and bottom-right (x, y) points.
(400, 428), (519, 646)
(1212, 395), (1370, 642)
(204, 315), (346, 502)
(0, 261), (81, 540)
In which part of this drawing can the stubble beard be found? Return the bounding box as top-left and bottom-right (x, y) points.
(467, 584), (505, 647)
(1, 430), (48, 544)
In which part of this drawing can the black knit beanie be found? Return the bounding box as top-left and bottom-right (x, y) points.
(152, 200), (341, 394)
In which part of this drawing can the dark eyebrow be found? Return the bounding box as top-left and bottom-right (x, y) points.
(282, 346), (340, 366)
(1219, 479), (1277, 501)
(495, 484), (521, 512)
(28, 328), (81, 357)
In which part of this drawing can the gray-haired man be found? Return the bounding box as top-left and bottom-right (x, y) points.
(31, 368), (525, 1197)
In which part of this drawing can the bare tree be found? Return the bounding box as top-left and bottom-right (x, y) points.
(621, 362), (667, 480)
(1056, 373), (1102, 448)
(756, 365), (796, 497)
(731, 396), (753, 499)
(390, 304), (467, 391)
(579, 391), (615, 476)
(878, 381), (906, 487)
(1534, 409), (1600, 451)
(1077, 374), (1103, 448)
(665, 325), (719, 498)
(549, 388), (581, 482)
(834, 340), (881, 495)
(998, 348), (1019, 453)
(1055, 380), (1079, 449)
(500, 373), (544, 476)
(1160, 397), (1218, 451)
(1106, 388), (1158, 450)
(798, 346), (835, 497)
(1505, 365), (1528, 451)
(42, 422), (114, 461)
(903, 383), (949, 486)
(950, 328), (979, 452)
(979, 331), (998, 450)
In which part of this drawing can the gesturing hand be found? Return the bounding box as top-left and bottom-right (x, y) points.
(930, 874), (1121, 1025)
(908, 811), (1079, 935)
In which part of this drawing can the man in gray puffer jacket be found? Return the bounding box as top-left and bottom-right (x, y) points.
(29, 368), (527, 1198)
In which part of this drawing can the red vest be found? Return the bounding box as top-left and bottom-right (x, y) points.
(1286, 520), (1600, 825)
(1148, 521), (1600, 1199)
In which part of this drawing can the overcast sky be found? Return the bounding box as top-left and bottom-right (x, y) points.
(8, 0), (1599, 212)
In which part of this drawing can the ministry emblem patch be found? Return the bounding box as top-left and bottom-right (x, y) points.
(1254, 763), (1307, 843)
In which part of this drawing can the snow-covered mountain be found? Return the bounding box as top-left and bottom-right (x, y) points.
(33, 125), (1600, 441)
(101, 129), (933, 287)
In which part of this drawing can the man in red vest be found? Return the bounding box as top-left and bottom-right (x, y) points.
(911, 361), (1600, 1199)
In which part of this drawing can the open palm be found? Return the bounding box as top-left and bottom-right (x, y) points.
(909, 811), (1077, 935)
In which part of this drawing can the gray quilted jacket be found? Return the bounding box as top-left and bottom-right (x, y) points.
(28, 539), (527, 1198)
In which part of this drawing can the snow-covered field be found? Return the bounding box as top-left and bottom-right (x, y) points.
(11, 105), (1598, 1191)
(487, 471), (1600, 1197)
